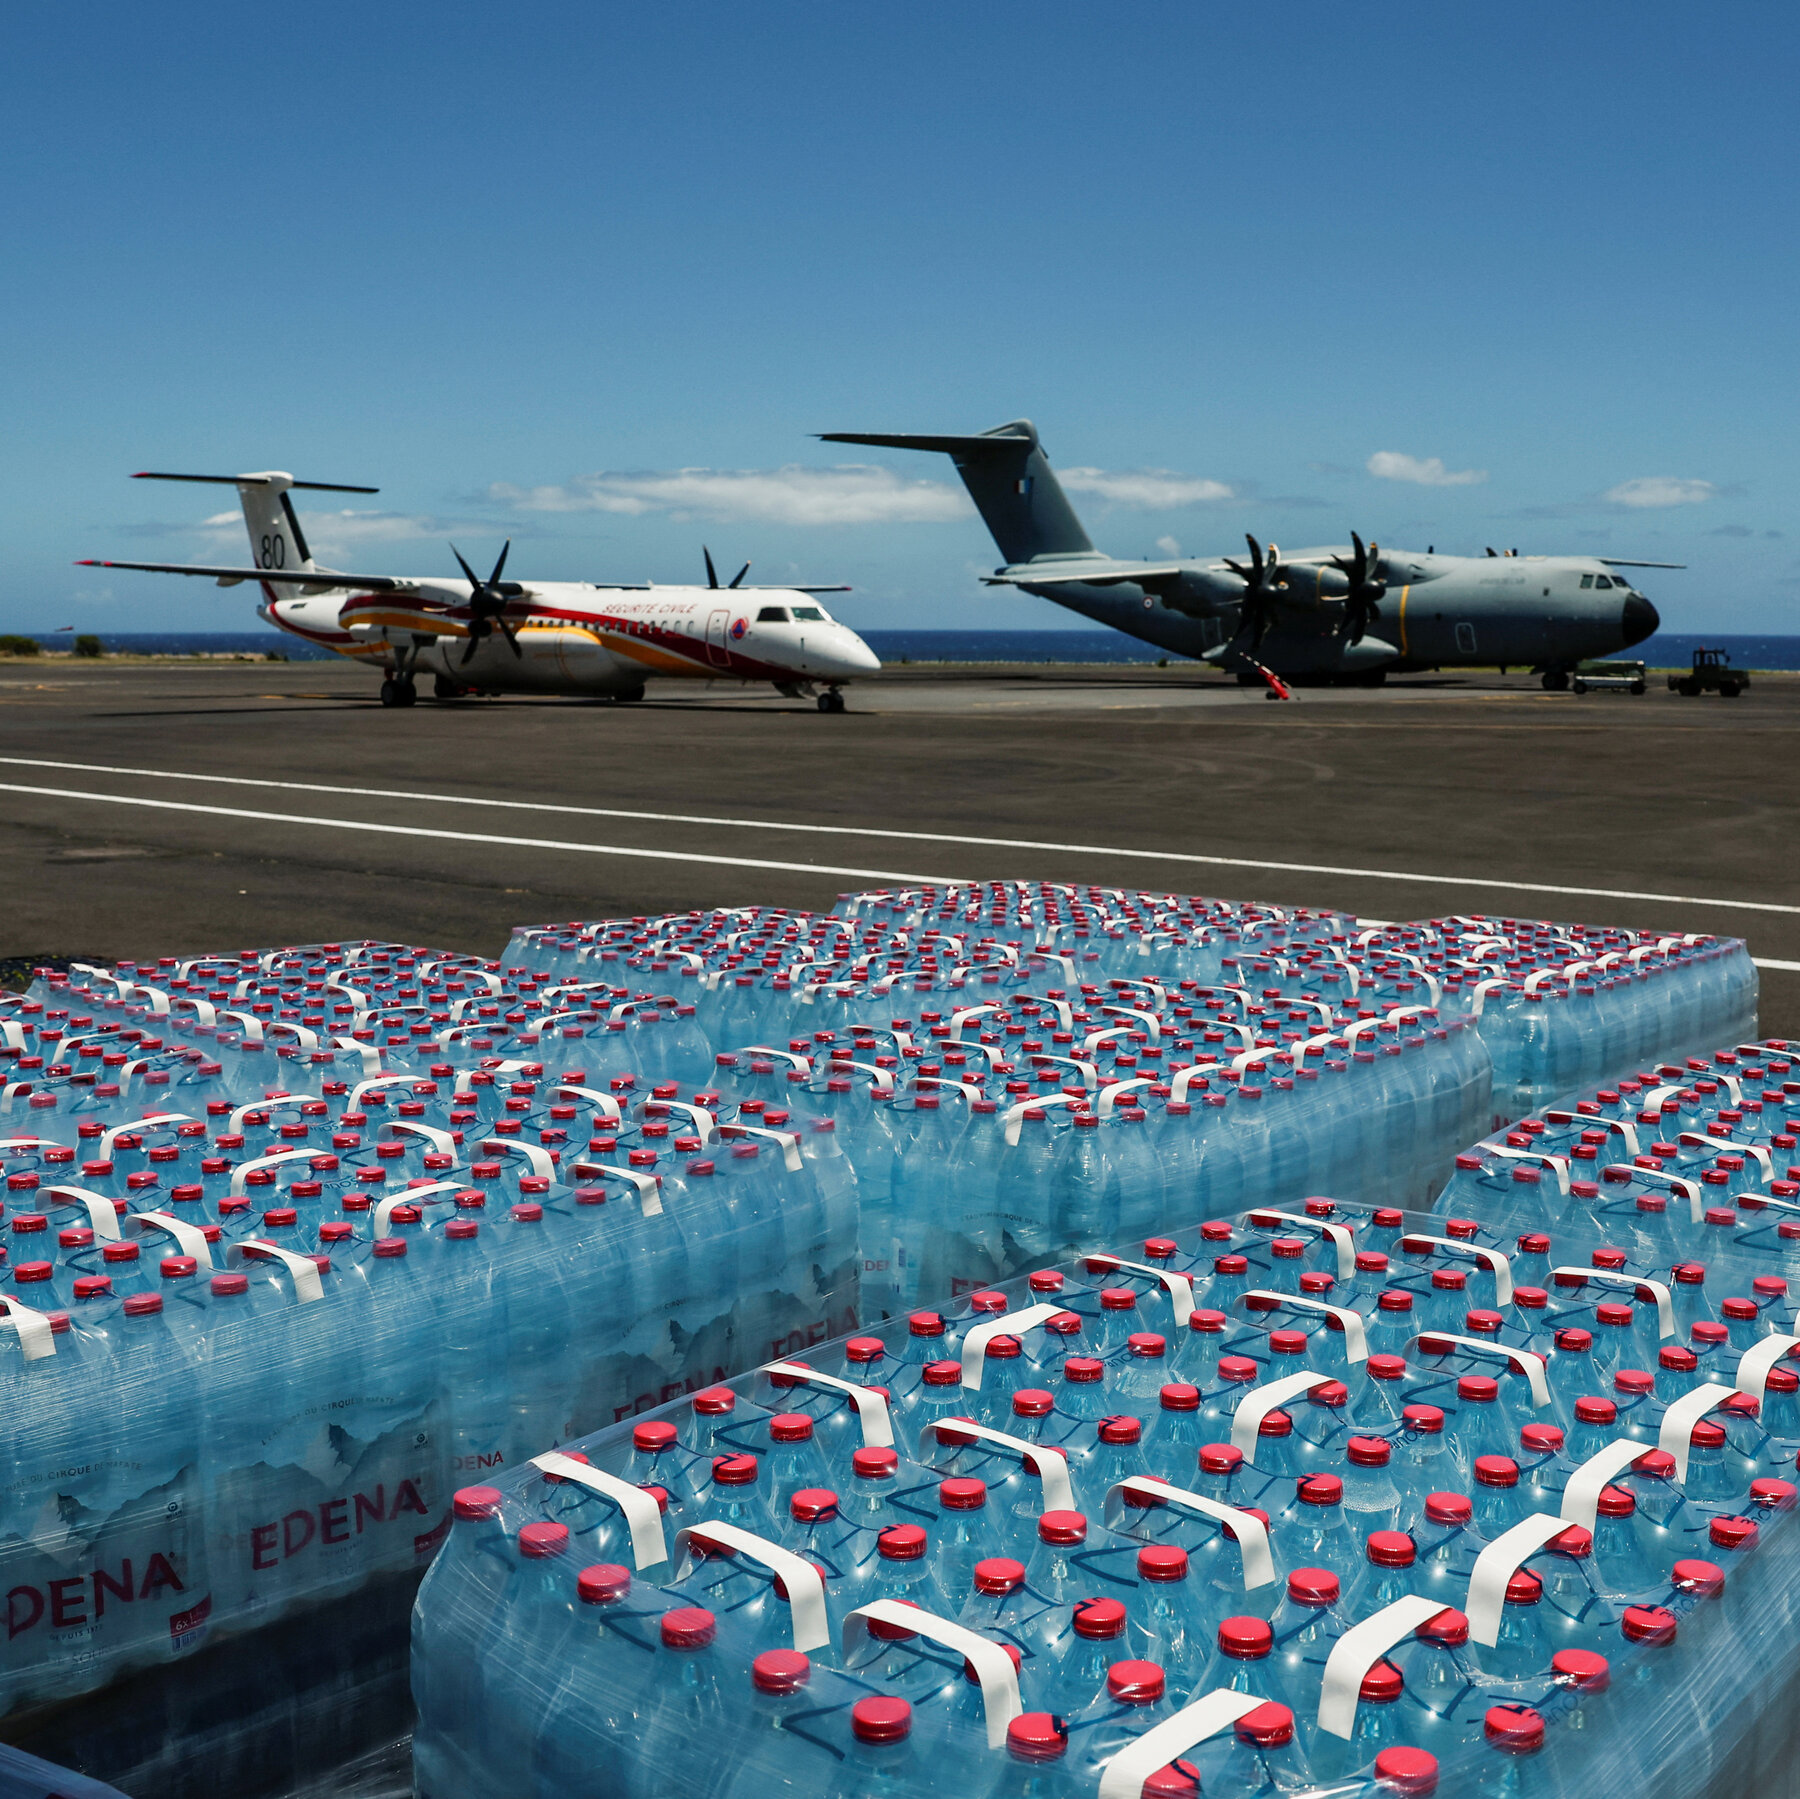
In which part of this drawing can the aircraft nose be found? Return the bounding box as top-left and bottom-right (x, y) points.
(1620, 592), (1659, 647)
(836, 631), (882, 674)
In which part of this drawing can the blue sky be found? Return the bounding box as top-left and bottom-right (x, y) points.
(6, 1), (1793, 634)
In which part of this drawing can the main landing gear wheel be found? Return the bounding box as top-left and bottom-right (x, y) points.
(1542, 670), (1571, 692)
(379, 677), (417, 708)
(433, 675), (469, 701)
(817, 689), (847, 713)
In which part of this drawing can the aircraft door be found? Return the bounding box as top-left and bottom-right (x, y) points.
(705, 607), (731, 667)
(1455, 622), (1477, 655)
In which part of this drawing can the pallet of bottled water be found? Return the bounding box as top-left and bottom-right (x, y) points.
(410, 1117), (1800, 1799)
(0, 900), (1758, 1743)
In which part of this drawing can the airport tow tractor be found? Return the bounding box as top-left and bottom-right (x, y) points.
(1670, 646), (1748, 698)
(79, 471), (882, 712)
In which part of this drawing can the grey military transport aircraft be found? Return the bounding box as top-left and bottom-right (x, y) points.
(821, 419), (1669, 689)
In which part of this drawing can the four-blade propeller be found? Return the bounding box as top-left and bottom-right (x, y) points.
(1328, 531), (1386, 644)
(1222, 534), (1285, 650)
(451, 541), (525, 665)
(704, 547), (751, 589)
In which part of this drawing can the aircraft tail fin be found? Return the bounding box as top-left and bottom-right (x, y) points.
(818, 420), (1094, 565)
(133, 470), (377, 580)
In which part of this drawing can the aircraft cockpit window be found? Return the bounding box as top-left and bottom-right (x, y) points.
(791, 606), (827, 621)
(1594, 574), (1614, 588)
(756, 606), (790, 623)
(1580, 574), (1595, 588)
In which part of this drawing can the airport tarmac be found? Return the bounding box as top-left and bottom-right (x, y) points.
(0, 657), (1792, 1036)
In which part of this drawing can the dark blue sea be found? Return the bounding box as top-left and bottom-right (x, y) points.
(14, 629), (1800, 669)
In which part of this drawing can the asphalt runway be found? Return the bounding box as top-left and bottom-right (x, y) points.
(0, 658), (1793, 1036)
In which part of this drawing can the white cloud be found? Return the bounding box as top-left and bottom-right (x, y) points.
(191, 507), (472, 560)
(1155, 535), (1182, 556)
(1060, 468), (1233, 507)
(490, 464), (970, 527)
(1602, 476), (1716, 509)
(1366, 451), (1488, 487)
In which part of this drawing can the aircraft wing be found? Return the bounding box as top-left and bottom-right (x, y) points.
(75, 559), (416, 591)
(742, 584), (852, 594)
(1597, 559), (1685, 569)
(982, 563), (1184, 589)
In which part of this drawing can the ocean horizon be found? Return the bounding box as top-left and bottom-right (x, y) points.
(8, 628), (1798, 670)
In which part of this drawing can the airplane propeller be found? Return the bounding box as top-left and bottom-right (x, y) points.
(1223, 534), (1285, 649)
(1328, 531), (1386, 644)
(704, 547), (751, 589)
(451, 541), (525, 664)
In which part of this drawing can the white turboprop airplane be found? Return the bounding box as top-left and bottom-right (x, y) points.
(80, 469), (881, 710)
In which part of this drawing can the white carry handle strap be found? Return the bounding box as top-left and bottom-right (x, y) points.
(726, 1124), (803, 1174)
(1107, 1477), (1275, 1590)
(1561, 1438), (1655, 1533)
(929, 1418), (1076, 1515)
(330, 1035), (383, 1077)
(742, 1045), (813, 1075)
(1402, 1235), (1515, 1306)
(1466, 1513), (1579, 1646)
(228, 1147), (314, 1197)
(652, 1100), (718, 1144)
(1734, 1333), (1800, 1404)
(1317, 1595), (1456, 1740)
(1468, 978), (1516, 1019)
(372, 1182), (465, 1237)
(949, 1004), (1001, 1038)
(531, 1450), (669, 1571)
(1230, 1369), (1338, 1460)
(1102, 1005), (1161, 1042)
(1240, 1290), (1368, 1363)
(131, 1209), (216, 1270)
(1096, 1077), (1157, 1118)
(1613, 1164), (1704, 1225)
(1001, 1093), (1083, 1147)
(348, 1072), (418, 1112)
(841, 1603), (1022, 1749)
(1657, 1383), (1740, 1483)
(262, 1021), (321, 1050)
(385, 1119), (459, 1162)
(1082, 1026), (1132, 1056)
(1248, 1209), (1356, 1282)
(1681, 1131), (1773, 1177)
(1479, 1143), (1572, 1196)
(0, 1294), (56, 1361)
(1170, 1062), (1226, 1102)
(42, 1185), (123, 1241)
(583, 1163), (664, 1218)
(1405, 1333), (1551, 1408)
(237, 1238), (325, 1303)
(1081, 1253), (1196, 1328)
(218, 1009), (265, 1044)
(552, 1083), (624, 1123)
(959, 1303), (1064, 1389)
(762, 1361), (894, 1449)
(1096, 1691), (1267, 1799)
(1548, 1110), (1641, 1158)
(1550, 1266), (1674, 1340)
(478, 1138), (556, 1181)
(674, 1522), (829, 1653)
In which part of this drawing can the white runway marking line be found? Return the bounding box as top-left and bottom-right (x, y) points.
(0, 754), (1794, 918)
(0, 782), (951, 885)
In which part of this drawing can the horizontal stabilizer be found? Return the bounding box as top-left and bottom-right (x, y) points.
(76, 559), (413, 591)
(983, 562), (1183, 589)
(134, 472), (379, 493)
(818, 429), (1033, 458)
